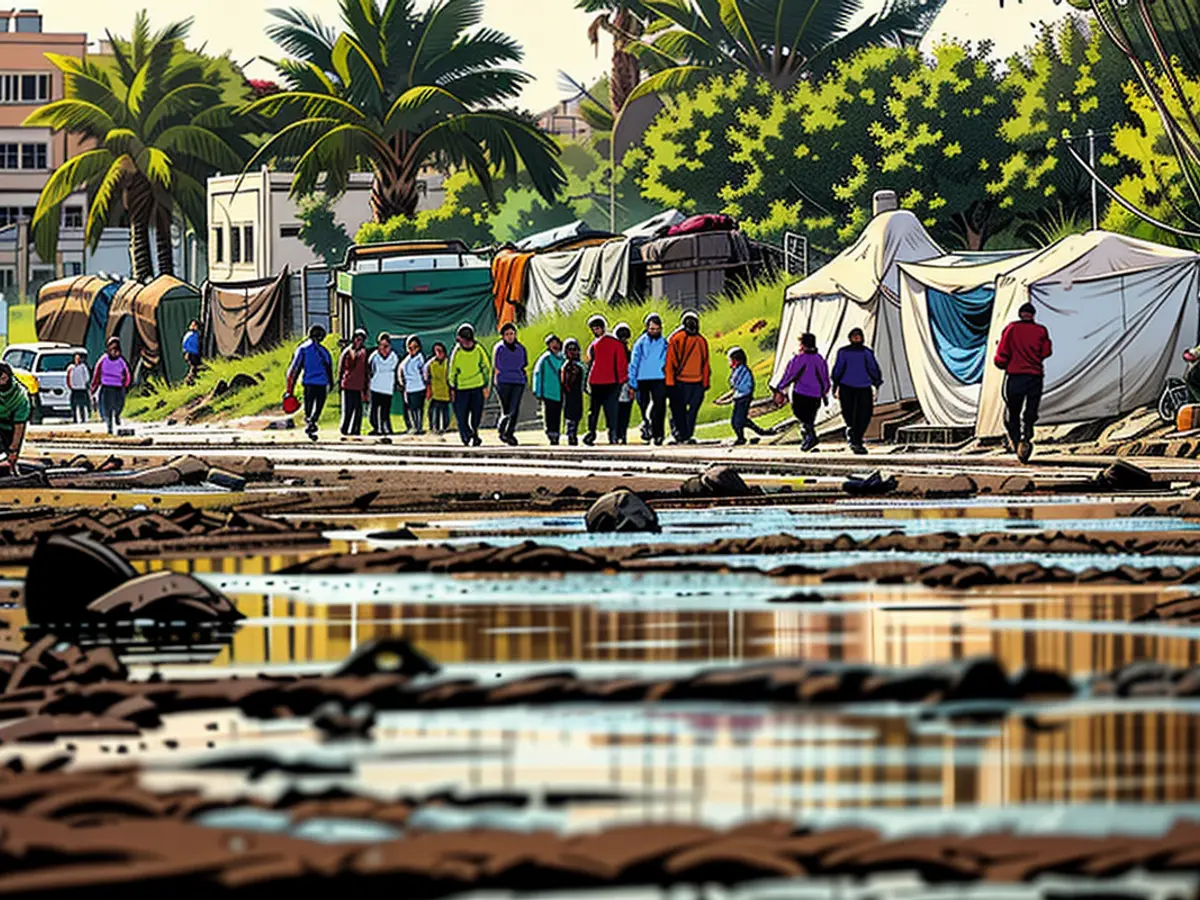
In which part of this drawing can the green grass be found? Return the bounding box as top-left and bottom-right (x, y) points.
(126, 338), (343, 427)
(124, 273), (793, 433)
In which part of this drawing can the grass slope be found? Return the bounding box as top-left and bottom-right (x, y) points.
(126, 275), (793, 438)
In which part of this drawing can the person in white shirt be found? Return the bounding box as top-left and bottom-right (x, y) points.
(66, 352), (91, 423)
(399, 334), (428, 435)
(367, 332), (400, 436)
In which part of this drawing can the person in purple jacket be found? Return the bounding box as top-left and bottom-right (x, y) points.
(492, 322), (528, 446)
(771, 332), (830, 452)
(832, 327), (883, 455)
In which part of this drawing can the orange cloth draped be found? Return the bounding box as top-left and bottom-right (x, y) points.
(491, 249), (534, 331)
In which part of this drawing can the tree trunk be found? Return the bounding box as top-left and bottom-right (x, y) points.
(154, 209), (174, 278)
(128, 219), (154, 283)
(370, 170), (420, 224)
(608, 7), (643, 114)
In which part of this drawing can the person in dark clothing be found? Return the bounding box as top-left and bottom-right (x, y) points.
(182, 319), (202, 386)
(492, 322), (528, 446)
(994, 302), (1053, 463)
(831, 327), (884, 454)
(561, 337), (586, 445)
(629, 312), (667, 445)
(771, 332), (830, 452)
(338, 328), (369, 436)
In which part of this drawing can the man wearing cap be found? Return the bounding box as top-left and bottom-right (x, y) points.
(286, 324), (334, 441)
(994, 302), (1053, 463)
(533, 334), (566, 445)
(583, 314), (628, 446)
(338, 328), (370, 437)
(0, 362), (31, 475)
(449, 323), (491, 447)
(628, 312), (668, 445)
(666, 310), (711, 444)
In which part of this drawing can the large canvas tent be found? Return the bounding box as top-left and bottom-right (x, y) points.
(771, 210), (942, 409)
(203, 269), (289, 357)
(898, 250), (1040, 426)
(975, 232), (1200, 437)
(106, 276), (202, 384)
(36, 275), (121, 356)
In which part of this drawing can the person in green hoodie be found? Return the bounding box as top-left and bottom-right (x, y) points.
(448, 322), (491, 447)
(533, 333), (566, 445)
(0, 363), (32, 475)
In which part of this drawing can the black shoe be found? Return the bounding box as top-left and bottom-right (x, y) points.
(472, 435), (483, 447)
(653, 437), (663, 446)
(687, 438), (698, 445)
(800, 435), (817, 452)
(1017, 440), (1033, 463)
(504, 435), (519, 446)
(549, 436), (560, 446)
(582, 432), (596, 446)
(568, 435), (578, 446)
(733, 437), (747, 446)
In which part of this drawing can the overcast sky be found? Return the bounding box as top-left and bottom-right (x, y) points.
(41, 0), (1073, 113)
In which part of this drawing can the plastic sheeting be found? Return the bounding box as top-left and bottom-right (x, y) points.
(977, 231), (1200, 437)
(515, 221), (612, 252)
(85, 281), (119, 366)
(771, 211), (943, 418)
(898, 250), (1039, 427)
(524, 239), (632, 320)
(205, 270), (288, 358)
(491, 249), (533, 330)
(623, 209), (684, 243)
(106, 276), (202, 383)
(36, 275), (110, 347)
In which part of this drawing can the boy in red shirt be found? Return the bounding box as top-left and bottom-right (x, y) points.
(994, 302), (1053, 462)
(583, 314), (629, 446)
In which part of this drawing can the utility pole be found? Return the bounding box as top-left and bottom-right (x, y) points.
(1088, 128), (1098, 231)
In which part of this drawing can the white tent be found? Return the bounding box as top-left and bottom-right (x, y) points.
(899, 250), (1040, 427)
(975, 231), (1200, 437)
(771, 210), (943, 410)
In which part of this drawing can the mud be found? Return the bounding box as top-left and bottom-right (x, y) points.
(1, 763), (1200, 895)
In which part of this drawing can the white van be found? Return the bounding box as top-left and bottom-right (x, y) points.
(1, 342), (88, 418)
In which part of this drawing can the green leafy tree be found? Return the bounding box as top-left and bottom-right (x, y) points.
(629, 0), (947, 99)
(25, 13), (247, 281)
(248, 0), (566, 225)
(296, 194), (354, 264)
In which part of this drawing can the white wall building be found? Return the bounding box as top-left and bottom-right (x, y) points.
(205, 167), (446, 283)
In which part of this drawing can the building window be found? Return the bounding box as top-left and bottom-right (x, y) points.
(0, 269), (14, 290)
(70, 262), (82, 275)
(20, 144), (47, 170)
(0, 144), (16, 169)
(62, 206), (83, 229)
(242, 224), (254, 263)
(230, 226), (242, 264)
(212, 226), (224, 263)
(280, 224), (301, 238)
(0, 73), (50, 104)
(0, 207), (35, 228)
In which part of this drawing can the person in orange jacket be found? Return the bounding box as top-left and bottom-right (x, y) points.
(665, 309), (710, 444)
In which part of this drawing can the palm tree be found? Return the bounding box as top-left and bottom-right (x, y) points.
(578, 1), (653, 114)
(25, 14), (246, 281)
(246, 0), (566, 224)
(629, 0), (949, 100)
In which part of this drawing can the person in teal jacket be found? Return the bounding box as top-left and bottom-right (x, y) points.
(532, 333), (566, 445)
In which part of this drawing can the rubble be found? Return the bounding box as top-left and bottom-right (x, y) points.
(585, 490), (660, 534)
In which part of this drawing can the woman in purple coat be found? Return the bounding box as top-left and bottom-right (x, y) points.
(771, 332), (830, 452)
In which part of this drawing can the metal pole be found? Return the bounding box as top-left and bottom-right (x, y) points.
(1088, 128), (1098, 231)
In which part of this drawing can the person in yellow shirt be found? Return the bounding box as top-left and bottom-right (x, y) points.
(423, 341), (454, 436)
(448, 323), (491, 446)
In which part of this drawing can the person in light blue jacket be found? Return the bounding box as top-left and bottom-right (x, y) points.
(532, 333), (565, 445)
(627, 312), (668, 445)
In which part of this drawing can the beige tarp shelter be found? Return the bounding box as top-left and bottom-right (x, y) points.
(771, 210), (942, 413)
(898, 250), (1039, 427)
(35, 275), (112, 347)
(203, 269), (288, 357)
(106, 275), (202, 384)
(975, 231), (1200, 437)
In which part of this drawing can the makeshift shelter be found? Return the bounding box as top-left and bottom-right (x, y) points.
(336, 241), (496, 354)
(975, 231), (1200, 437)
(640, 230), (751, 309)
(106, 276), (202, 384)
(203, 269), (289, 358)
(624, 209), (685, 244)
(898, 250), (1039, 426)
(491, 249), (533, 331)
(524, 238), (632, 320)
(771, 210), (943, 408)
(35, 276), (120, 354)
(85, 279), (120, 366)
(515, 221), (612, 252)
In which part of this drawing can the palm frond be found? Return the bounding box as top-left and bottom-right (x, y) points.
(156, 125), (244, 172)
(22, 99), (118, 136)
(411, 0), (489, 85)
(625, 64), (713, 104)
(266, 7), (338, 66)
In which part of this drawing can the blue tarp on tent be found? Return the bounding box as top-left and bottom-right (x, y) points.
(85, 280), (120, 364)
(926, 285), (994, 385)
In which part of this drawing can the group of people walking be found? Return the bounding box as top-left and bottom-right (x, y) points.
(60, 338), (134, 436)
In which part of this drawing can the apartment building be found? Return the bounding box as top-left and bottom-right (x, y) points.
(0, 8), (91, 299)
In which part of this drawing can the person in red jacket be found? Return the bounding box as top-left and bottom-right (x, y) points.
(583, 313), (629, 445)
(994, 302), (1053, 463)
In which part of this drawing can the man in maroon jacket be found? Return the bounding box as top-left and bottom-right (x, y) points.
(583, 313), (629, 446)
(994, 302), (1053, 463)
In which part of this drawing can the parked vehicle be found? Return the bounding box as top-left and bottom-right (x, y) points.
(1, 342), (86, 419)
